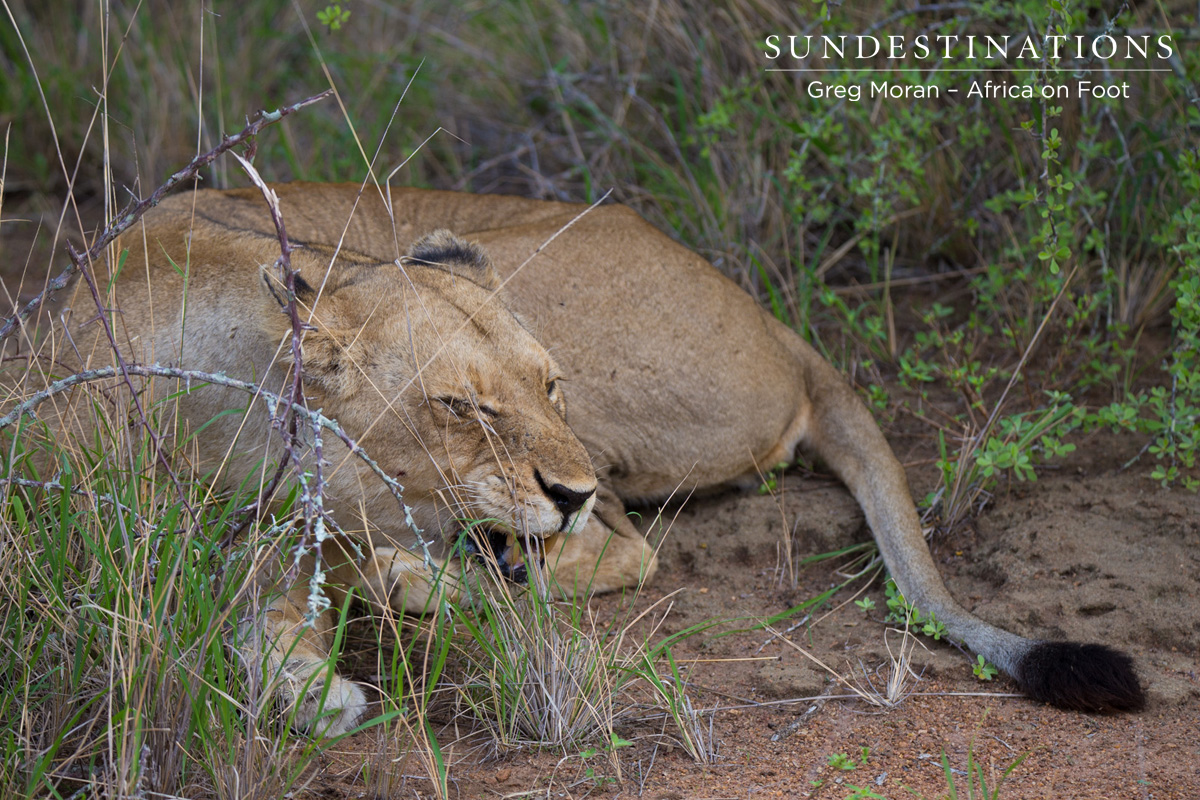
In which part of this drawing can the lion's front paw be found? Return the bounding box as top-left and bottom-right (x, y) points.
(274, 657), (368, 738)
(547, 521), (659, 598)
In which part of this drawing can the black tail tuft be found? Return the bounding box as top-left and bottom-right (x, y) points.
(1016, 641), (1145, 712)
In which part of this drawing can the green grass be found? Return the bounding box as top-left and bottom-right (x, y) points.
(0, 427), (314, 796)
(0, 339), (715, 797)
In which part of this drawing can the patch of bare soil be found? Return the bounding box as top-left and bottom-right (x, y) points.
(316, 430), (1197, 799)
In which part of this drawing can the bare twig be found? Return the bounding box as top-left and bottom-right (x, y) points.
(0, 475), (143, 522)
(0, 90), (333, 343)
(230, 152), (327, 582)
(769, 700), (825, 743)
(0, 363), (434, 564)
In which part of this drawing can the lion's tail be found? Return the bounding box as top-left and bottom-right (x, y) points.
(797, 351), (1144, 712)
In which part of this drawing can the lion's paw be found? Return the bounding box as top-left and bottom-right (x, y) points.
(274, 657), (368, 738)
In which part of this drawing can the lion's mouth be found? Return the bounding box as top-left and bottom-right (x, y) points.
(458, 526), (561, 585)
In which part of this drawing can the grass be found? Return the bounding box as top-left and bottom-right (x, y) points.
(2, 0), (1198, 796)
(0, 154), (715, 797)
(0, 427), (311, 796)
(0, 275), (716, 796)
(447, 532), (720, 763)
(629, 646), (720, 765)
(450, 577), (624, 754)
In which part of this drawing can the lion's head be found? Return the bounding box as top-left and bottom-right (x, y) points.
(256, 229), (597, 576)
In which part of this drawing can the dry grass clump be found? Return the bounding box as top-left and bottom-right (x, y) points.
(451, 586), (623, 753)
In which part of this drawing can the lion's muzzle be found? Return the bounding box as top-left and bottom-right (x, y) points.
(534, 470), (595, 531)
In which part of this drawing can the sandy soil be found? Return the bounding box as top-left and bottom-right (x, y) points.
(307, 426), (1198, 800)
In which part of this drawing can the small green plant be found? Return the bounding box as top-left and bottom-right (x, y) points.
(757, 460), (791, 494)
(316, 3), (351, 32)
(973, 655), (999, 681)
(828, 752), (859, 771)
(931, 397), (1087, 532)
(884, 580), (945, 640)
(577, 732), (634, 787)
(816, 748), (886, 799)
(828, 746), (870, 772)
(855, 596), (876, 613)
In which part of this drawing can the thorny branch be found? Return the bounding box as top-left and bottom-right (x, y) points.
(0, 90), (333, 343)
(0, 363), (434, 567)
(0, 90), (333, 552)
(228, 156), (303, 503)
(232, 151), (333, 598)
(0, 90), (436, 618)
(0, 475), (143, 523)
(0, 90), (409, 610)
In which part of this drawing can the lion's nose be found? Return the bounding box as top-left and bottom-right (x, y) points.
(536, 470), (595, 519)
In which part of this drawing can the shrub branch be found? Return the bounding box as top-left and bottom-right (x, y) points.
(0, 89), (333, 343)
(0, 363), (434, 565)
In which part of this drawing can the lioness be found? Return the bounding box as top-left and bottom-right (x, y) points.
(11, 182), (1143, 734)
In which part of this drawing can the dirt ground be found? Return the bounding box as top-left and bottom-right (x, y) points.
(309, 427), (1198, 800)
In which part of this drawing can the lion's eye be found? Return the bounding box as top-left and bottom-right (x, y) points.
(437, 397), (470, 416)
(546, 379), (559, 398)
(437, 397), (496, 418)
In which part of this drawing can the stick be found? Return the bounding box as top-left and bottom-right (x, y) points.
(0, 363), (434, 563)
(0, 90), (333, 343)
(229, 152), (319, 564)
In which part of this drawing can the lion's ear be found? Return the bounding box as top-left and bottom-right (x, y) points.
(402, 230), (499, 290)
(260, 264), (319, 311)
(258, 266), (349, 389)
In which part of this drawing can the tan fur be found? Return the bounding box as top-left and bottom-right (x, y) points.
(12, 181), (1134, 734)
